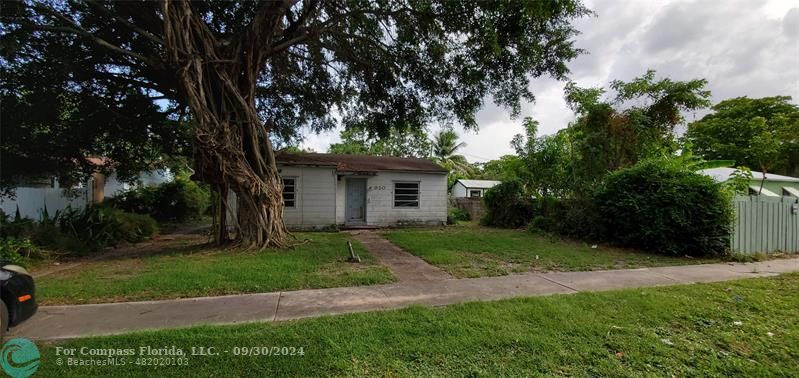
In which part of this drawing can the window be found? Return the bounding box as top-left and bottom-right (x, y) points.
(469, 189), (482, 198)
(394, 182), (419, 207)
(282, 177), (296, 208)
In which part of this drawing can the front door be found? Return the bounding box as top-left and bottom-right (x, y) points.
(346, 178), (367, 224)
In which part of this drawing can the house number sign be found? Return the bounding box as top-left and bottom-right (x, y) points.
(368, 185), (386, 191)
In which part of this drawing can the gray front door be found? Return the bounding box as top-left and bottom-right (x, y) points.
(346, 178), (367, 223)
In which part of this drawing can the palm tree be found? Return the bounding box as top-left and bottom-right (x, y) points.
(431, 129), (473, 175)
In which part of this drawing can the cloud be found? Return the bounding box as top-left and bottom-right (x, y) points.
(305, 0), (799, 163)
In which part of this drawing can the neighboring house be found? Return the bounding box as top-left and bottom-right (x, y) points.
(248, 152), (448, 229)
(451, 179), (501, 198)
(1, 167), (172, 220)
(700, 168), (799, 197)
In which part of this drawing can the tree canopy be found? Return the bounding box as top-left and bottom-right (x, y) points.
(2, 0), (590, 247)
(686, 96), (799, 177)
(504, 71), (711, 197)
(328, 124), (431, 158)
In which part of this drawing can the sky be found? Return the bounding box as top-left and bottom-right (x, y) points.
(301, 0), (799, 163)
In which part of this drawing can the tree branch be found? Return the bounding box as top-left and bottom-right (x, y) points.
(85, 0), (166, 46)
(29, 3), (164, 69)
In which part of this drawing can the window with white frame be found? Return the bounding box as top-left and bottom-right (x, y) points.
(394, 182), (419, 207)
(282, 177), (296, 208)
(469, 189), (481, 198)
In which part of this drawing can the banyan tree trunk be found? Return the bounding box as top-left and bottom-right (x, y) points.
(161, 1), (291, 249)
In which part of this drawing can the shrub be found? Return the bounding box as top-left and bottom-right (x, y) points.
(481, 180), (536, 228)
(57, 206), (159, 251)
(0, 237), (41, 265)
(110, 178), (210, 222)
(447, 207), (471, 224)
(593, 158), (733, 256)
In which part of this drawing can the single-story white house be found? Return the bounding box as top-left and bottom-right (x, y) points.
(451, 179), (501, 198)
(270, 152), (448, 229)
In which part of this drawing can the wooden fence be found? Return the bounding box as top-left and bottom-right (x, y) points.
(731, 195), (799, 254)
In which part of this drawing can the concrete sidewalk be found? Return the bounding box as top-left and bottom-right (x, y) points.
(12, 258), (799, 341)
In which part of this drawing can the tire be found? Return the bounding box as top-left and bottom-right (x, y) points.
(0, 300), (8, 341)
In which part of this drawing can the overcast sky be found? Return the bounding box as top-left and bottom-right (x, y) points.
(302, 0), (799, 162)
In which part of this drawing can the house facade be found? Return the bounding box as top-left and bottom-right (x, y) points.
(275, 152), (448, 229)
(451, 179), (501, 198)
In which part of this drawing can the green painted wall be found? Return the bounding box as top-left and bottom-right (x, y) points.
(748, 180), (799, 195)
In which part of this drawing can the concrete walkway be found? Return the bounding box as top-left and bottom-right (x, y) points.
(12, 258), (799, 341)
(348, 231), (453, 281)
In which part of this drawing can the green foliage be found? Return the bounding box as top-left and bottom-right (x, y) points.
(110, 178), (211, 222)
(475, 155), (526, 182)
(564, 71), (711, 189)
(0, 237), (41, 266)
(328, 124), (432, 158)
(447, 207), (471, 225)
(4, 0), (589, 190)
(1, 205), (157, 255)
(724, 166), (754, 195)
(432, 129), (474, 179)
(57, 206), (159, 251)
(481, 181), (535, 228)
(511, 119), (574, 197)
(686, 96), (799, 176)
(593, 159), (733, 256)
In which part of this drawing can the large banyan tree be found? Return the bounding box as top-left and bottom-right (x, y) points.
(2, 0), (588, 248)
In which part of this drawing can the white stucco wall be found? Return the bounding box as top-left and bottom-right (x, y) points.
(279, 166), (337, 227)
(335, 172), (447, 226)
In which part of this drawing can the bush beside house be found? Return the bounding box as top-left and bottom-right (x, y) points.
(481, 158), (734, 257)
(109, 177), (210, 222)
(594, 159), (733, 256)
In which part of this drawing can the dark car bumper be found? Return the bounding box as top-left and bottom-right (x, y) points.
(2, 273), (37, 327)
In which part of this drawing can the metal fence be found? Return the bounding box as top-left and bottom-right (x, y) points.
(731, 195), (799, 254)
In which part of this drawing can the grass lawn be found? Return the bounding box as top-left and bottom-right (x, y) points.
(384, 224), (720, 278)
(36, 273), (799, 377)
(35, 232), (394, 305)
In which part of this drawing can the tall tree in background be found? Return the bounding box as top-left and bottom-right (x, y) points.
(328, 124), (431, 158)
(3, 0), (589, 248)
(686, 96), (799, 177)
(432, 129), (472, 177)
(511, 118), (572, 197)
(564, 71), (711, 188)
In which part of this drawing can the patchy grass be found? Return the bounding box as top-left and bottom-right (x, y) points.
(35, 232), (394, 305)
(384, 224), (720, 278)
(37, 273), (799, 377)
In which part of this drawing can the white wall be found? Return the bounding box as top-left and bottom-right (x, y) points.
(1, 188), (90, 220)
(336, 172), (447, 226)
(280, 166), (337, 227)
(1, 169), (172, 221)
(452, 182), (467, 198)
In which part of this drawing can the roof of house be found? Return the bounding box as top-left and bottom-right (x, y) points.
(275, 152), (448, 173)
(455, 179), (501, 189)
(700, 168), (799, 183)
